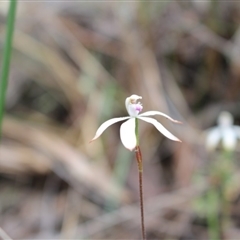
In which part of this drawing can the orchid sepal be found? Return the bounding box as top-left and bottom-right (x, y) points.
(90, 116), (130, 142)
(138, 116), (181, 142)
(139, 111), (182, 124)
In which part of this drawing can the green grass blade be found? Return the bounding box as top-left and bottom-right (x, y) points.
(0, 0), (17, 137)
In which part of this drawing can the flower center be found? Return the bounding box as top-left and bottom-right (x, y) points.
(125, 94), (143, 117)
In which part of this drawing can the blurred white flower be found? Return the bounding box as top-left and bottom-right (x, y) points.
(206, 111), (240, 151)
(91, 94), (181, 151)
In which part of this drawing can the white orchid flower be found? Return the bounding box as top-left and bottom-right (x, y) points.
(91, 94), (181, 151)
(206, 111), (240, 151)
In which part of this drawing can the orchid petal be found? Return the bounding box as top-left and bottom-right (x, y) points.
(206, 127), (221, 150)
(222, 128), (237, 150)
(120, 118), (136, 151)
(139, 111), (181, 124)
(139, 116), (181, 142)
(233, 126), (240, 140)
(91, 117), (130, 142)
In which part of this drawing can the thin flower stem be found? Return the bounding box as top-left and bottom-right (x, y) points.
(135, 118), (146, 240)
(135, 117), (139, 146)
(135, 145), (146, 240)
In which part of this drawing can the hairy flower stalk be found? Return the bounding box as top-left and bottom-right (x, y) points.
(134, 116), (145, 238)
(135, 145), (145, 239)
(91, 94), (181, 239)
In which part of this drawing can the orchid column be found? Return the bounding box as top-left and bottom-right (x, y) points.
(91, 94), (181, 239)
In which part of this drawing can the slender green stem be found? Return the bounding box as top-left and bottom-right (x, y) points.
(206, 189), (220, 240)
(0, 0), (17, 137)
(135, 117), (139, 146)
(135, 118), (146, 240)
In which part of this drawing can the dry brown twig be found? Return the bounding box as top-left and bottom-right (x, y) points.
(0, 227), (12, 240)
(2, 116), (129, 202)
(76, 182), (207, 238)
